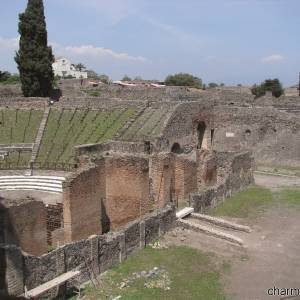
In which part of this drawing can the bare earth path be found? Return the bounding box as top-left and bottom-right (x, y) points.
(164, 173), (300, 300)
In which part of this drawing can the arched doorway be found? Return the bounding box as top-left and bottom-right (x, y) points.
(171, 143), (182, 154)
(197, 122), (207, 149)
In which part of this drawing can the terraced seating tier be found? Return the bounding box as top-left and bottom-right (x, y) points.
(0, 175), (65, 193)
(36, 108), (136, 165)
(120, 105), (173, 140)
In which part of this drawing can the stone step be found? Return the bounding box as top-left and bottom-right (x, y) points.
(176, 207), (194, 219)
(178, 218), (245, 247)
(0, 185), (62, 193)
(30, 107), (50, 165)
(0, 182), (62, 188)
(0, 175), (65, 181)
(0, 178), (63, 183)
(190, 213), (252, 233)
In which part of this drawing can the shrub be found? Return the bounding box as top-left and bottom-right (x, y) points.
(251, 78), (284, 98)
(165, 73), (202, 89)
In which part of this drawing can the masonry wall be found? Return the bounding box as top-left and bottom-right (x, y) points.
(191, 151), (254, 212)
(4, 206), (176, 299)
(1, 200), (47, 256)
(63, 164), (104, 243)
(150, 153), (174, 208)
(0, 245), (24, 297)
(105, 155), (151, 230)
(212, 106), (300, 167)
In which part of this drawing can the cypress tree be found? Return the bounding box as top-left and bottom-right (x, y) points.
(15, 0), (54, 97)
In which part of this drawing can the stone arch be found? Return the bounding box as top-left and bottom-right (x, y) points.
(171, 143), (182, 154)
(245, 129), (251, 136)
(197, 122), (207, 149)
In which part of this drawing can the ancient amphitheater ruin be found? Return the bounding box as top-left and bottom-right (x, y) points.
(0, 81), (299, 298)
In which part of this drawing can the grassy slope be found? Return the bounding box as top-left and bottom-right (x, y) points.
(0, 109), (43, 167)
(81, 246), (227, 300)
(36, 108), (135, 164)
(208, 186), (300, 218)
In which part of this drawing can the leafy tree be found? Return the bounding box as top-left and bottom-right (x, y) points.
(122, 75), (132, 81)
(220, 83), (225, 87)
(86, 69), (99, 79)
(134, 76), (143, 81)
(15, 0), (54, 97)
(99, 74), (110, 84)
(75, 63), (86, 71)
(0, 71), (11, 82)
(251, 78), (284, 98)
(208, 82), (218, 88)
(165, 73), (202, 89)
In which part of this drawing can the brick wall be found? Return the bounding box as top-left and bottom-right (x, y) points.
(191, 151), (254, 212)
(19, 205), (176, 299)
(105, 155), (151, 229)
(46, 203), (63, 246)
(2, 199), (47, 256)
(150, 153), (174, 208)
(63, 165), (104, 243)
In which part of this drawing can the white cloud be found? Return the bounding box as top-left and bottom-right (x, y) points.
(262, 54), (285, 63)
(0, 36), (148, 75)
(0, 37), (19, 50)
(52, 43), (147, 63)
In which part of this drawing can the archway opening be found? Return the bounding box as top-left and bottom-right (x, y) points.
(171, 143), (182, 154)
(197, 122), (207, 149)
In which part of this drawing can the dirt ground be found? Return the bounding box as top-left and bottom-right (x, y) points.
(164, 174), (300, 300)
(0, 190), (62, 205)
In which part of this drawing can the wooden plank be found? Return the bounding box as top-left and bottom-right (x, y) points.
(25, 270), (80, 298)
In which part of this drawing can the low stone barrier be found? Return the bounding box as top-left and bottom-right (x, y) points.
(1, 205), (175, 298)
(190, 151), (254, 212)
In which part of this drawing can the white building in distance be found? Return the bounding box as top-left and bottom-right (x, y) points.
(52, 57), (88, 79)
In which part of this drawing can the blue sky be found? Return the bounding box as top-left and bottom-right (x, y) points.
(0, 0), (299, 86)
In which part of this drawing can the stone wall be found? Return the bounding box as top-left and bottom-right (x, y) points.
(105, 155), (151, 230)
(63, 165), (104, 243)
(2, 205), (175, 298)
(191, 150), (254, 212)
(0, 198), (47, 256)
(150, 153), (174, 208)
(0, 245), (24, 297)
(174, 156), (198, 202)
(213, 105), (300, 167)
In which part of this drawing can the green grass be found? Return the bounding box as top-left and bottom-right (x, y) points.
(121, 106), (171, 140)
(208, 186), (273, 218)
(208, 186), (300, 218)
(0, 109), (43, 144)
(79, 246), (227, 300)
(36, 108), (135, 165)
(278, 188), (300, 207)
(0, 109), (43, 168)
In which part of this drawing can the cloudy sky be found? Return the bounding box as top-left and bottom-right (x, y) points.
(1, 0), (299, 86)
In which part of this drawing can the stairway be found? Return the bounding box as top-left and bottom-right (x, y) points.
(0, 175), (65, 193)
(28, 107), (50, 172)
(176, 208), (252, 247)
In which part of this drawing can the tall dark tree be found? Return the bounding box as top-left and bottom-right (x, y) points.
(15, 0), (54, 97)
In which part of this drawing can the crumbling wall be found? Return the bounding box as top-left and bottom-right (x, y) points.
(150, 153), (174, 208)
(212, 106), (300, 167)
(63, 165), (104, 243)
(19, 206), (176, 299)
(1, 199), (47, 256)
(105, 155), (151, 229)
(173, 156), (197, 203)
(0, 245), (24, 297)
(191, 151), (254, 212)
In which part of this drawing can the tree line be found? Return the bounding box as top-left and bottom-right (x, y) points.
(10, 0), (285, 98)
